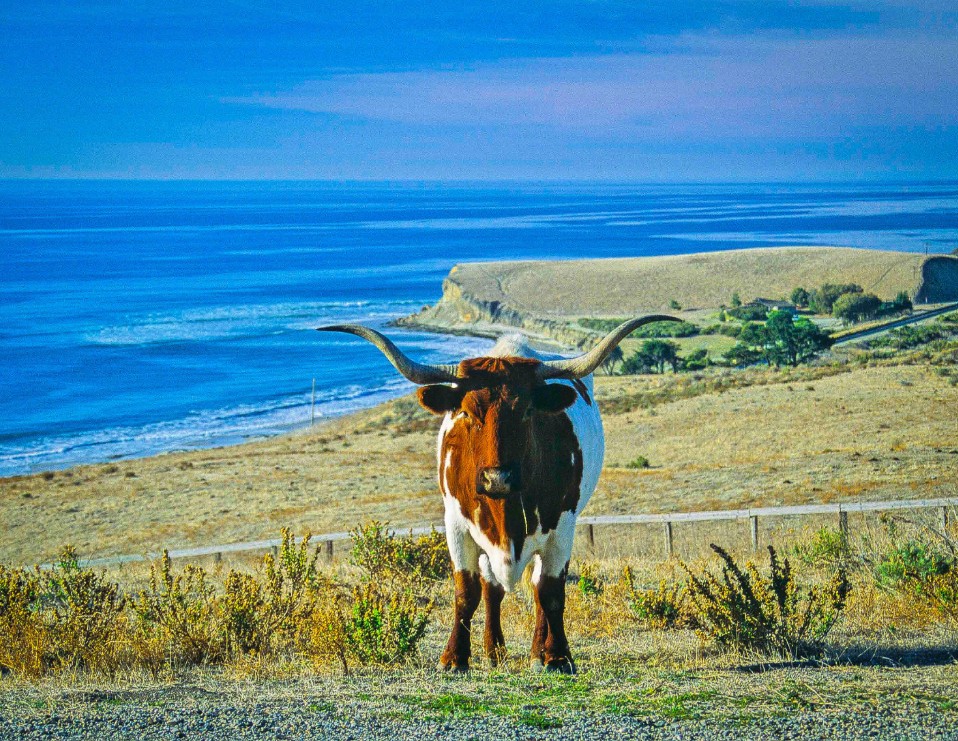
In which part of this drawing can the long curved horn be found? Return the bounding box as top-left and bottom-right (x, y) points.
(317, 324), (460, 385)
(537, 315), (682, 381)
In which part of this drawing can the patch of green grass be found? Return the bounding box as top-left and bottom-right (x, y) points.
(414, 692), (492, 717)
(517, 710), (563, 729)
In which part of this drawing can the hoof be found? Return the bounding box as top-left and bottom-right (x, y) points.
(485, 647), (508, 669)
(437, 659), (469, 674)
(544, 658), (576, 675)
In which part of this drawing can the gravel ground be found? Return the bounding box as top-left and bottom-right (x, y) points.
(2, 686), (957, 741)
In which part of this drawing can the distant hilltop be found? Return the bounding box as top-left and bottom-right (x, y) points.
(396, 247), (958, 344)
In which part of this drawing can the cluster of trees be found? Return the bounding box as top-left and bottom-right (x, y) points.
(791, 284), (912, 323)
(616, 340), (710, 375)
(614, 311), (833, 375)
(725, 311), (833, 368)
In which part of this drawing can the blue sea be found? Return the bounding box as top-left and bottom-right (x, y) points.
(1, 180), (956, 477)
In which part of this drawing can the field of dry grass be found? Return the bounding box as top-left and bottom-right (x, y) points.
(441, 247), (928, 317)
(1, 339), (955, 568)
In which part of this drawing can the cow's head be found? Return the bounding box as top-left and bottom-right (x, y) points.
(416, 356), (579, 498)
(316, 315), (679, 499)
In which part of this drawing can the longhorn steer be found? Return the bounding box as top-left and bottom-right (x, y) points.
(318, 316), (678, 673)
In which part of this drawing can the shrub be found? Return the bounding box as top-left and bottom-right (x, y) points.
(0, 564), (45, 677)
(349, 522), (451, 584)
(870, 325), (945, 351)
(339, 583), (432, 666)
(833, 292), (882, 323)
(40, 547), (127, 674)
(0, 548), (129, 677)
(633, 321), (699, 338)
(683, 544), (850, 658)
(680, 348), (709, 371)
(622, 568), (690, 630)
(577, 563), (603, 598)
(728, 304), (768, 322)
(626, 456), (650, 469)
(133, 554), (230, 666)
(874, 541), (953, 591)
(793, 527), (850, 568)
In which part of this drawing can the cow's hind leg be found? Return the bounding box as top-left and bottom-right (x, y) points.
(481, 576), (507, 666)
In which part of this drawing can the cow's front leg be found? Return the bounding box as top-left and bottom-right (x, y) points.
(529, 528), (576, 674)
(481, 576), (506, 666)
(440, 569), (481, 672)
(532, 567), (574, 673)
(440, 506), (481, 672)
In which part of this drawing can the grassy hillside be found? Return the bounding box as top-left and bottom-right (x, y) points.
(436, 247), (928, 319)
(1, 338), (955, 567)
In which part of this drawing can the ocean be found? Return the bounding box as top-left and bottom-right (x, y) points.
(1, 180), (956, 476)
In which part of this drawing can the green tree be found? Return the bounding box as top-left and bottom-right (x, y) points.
(600, 346), (624, 375)
(808, 283), (862, 314)
(724, 342), (761, 367)
(764, 312), (832, 367)
(622, 339), (680, 374)
(681, 348), (709, 371)
(730, 292), (742, 308)
(725, 313), (831, 368)
(833, 292), (882, 323)
(790, 287), (810, 308)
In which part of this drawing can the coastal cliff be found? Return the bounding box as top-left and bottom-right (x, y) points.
(396, 247), (954, 345)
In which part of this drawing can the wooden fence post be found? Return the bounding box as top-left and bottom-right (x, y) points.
(839, 509), (849, 539)
(663, 521), (674, 559)
(749, 515), (759, 553)
(271, 546), (279, 559)
(587, 524), (595, 552)
(940, 507), (950, 532)
(325, 539), (334, 562)
(213, 552), (222, 564)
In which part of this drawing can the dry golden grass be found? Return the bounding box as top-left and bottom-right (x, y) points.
(441, 246), (927, 316)
(1, 348), (956, 568)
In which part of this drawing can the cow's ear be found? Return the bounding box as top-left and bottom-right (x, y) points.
(531, 384), (577, 414)
(417, 385), (465, 415)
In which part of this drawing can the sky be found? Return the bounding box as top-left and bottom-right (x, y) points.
(2, 1), (956, 181)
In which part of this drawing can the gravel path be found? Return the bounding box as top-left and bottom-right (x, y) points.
(3, 693), (957, 741)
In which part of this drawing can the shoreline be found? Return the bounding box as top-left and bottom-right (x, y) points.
(4, 245), (956, 482)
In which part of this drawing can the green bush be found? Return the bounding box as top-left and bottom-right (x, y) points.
(626, 456), (650, 469)
(793, 527), (850, 568)
(874, 541), (953, 590)
(833, 292), (882, 323)
(576, 563), (603, 598)
(349, 522), (451, 583)
(683, 544), (850, 658)
(341, 583), (432, 665)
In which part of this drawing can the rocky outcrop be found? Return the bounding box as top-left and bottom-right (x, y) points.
(914, 255), (958, 303)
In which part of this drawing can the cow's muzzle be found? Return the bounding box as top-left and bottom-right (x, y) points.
(476, 464), (521, 498)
